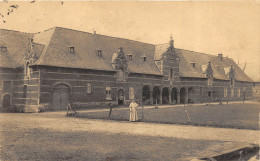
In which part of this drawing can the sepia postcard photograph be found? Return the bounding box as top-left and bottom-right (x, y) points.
(0, 0), (260, 160)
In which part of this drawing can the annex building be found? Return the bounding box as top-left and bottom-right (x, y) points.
(0, 27), (254, 112)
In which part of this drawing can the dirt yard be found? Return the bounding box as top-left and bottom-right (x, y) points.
(76, 103), (260, 130)
(0, 111), (259, 161)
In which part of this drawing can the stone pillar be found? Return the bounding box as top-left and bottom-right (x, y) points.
(185, 87), (188, 104)
(177, 88), (180, 104)
(160, 89), (163, 104)
(169, 90), (172, 104)
(150, 90), (153, 105)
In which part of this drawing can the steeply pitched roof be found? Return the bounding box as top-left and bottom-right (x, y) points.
(0, 29), (32, 68)
(0, 27), (253, 82)
(33, 27), (162, 75)
(155, 44), (253, 82)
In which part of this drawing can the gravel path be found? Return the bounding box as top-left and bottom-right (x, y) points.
(1, 112), (259, 145)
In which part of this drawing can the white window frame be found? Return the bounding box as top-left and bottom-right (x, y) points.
(224, 88), (227, 97)
(105, 87), (112, 100)
(231, 88), (234, 97)
(87, 83), (92, 94)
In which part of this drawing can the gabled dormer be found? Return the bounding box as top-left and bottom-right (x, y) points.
(202, 62), (214, 86)
(111, 47), (128, 81)
(24, 38), (38, 79)
(225, 65), (235, 86)
(154, 36), (180, 82)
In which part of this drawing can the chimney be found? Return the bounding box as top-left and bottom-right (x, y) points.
(93, 30), (96, 35)
(218, 53), (223, 61)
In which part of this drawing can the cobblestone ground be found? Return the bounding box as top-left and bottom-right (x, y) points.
(0, 112), (259, 161)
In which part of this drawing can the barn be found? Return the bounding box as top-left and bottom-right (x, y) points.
(0, 27), (253, 112)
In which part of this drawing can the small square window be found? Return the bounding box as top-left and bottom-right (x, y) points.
(127, 55), (132, 60)
(0, 46), (7, 52)
(97, 49), (102, 56)
(190, 62), (195, 68)
(68, 46), (75, 53)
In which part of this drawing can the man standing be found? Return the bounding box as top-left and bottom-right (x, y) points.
(129, 100), (139, 122)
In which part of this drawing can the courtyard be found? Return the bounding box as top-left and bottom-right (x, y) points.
(0, 102), (259, 160)
(75, 102), (260, 130)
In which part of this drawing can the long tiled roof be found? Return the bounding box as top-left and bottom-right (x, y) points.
(155, 44), (253, 82)
(0, 29), (32, 68)
(0, 27), (253, 82)
(33, 27), (162, 75)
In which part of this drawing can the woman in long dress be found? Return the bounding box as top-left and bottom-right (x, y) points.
(129, 100), (139, 122)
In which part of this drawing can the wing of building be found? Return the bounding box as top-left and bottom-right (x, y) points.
(0, 27), (254, 112)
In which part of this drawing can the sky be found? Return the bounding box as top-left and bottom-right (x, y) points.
(0, 1), (260, 81)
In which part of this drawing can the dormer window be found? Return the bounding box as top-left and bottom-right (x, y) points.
(230, 78), (235, 86)
(68, 46), (75, 53)
(190, 62), (196, 68)
(169, 69), (173, 79)
(127, 54), (132, 60)
(141, 56), (147, 62)
(96, 49), (102, 57)
(0, 46), (7, 52)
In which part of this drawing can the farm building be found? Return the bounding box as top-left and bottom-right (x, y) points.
(0, 27), (254, 112)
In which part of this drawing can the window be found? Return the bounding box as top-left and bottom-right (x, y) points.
(208, 91), (211, 97)
(87, 83), (92, 94)
(127, 55), (132, 60)
(230, 78), (234, 86)
(238, 88), (240, 97)
(207, 77), (213, 86)
(129, 87), (135, 100)
(0, 46), (7, 52)
(68, 46), (75, 53)
(141, 56), (147, 62)
(3, 81), (11, 92)
(224, 88), (227, 97)
(23, 85), (27, 98)
(169, 69), (173, 79)
(231, 88), (234, 97)
(105, 87), (112, 100)
(25, 61), (30, 77)
(200, 87), (203, 94)
(117, 68), (124, 81)
(190, 62), (195, 68)
(97, 49), (102, 56)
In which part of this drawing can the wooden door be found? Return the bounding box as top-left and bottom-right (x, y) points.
(52, 85), (69, 110)
(3, 94), (11, 108)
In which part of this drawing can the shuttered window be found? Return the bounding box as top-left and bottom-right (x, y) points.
(105, 87), (112, 100)
(87, 83), (92, 94)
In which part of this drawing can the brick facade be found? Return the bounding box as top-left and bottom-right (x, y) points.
(0, 27), (254, 112)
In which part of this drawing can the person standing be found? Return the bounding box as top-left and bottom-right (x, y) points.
(129, 100), (139, 122)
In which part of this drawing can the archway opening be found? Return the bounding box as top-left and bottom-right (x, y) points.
(52, 84), (70, 110)
(162, 87), (169, 104)
(180, 87), (186, 104)
(153, 86), (160, 104)
(3, 94), (11, 108)
(118, 89), (124, 105)
(188, 87), (195, 103)
(171, 88), (178, 104)
(142, 85), (150, 104)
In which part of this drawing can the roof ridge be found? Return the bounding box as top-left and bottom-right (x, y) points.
(52, 26), (155, 46)
(0, 28), (33, 34)
(33, 27), (57, 65)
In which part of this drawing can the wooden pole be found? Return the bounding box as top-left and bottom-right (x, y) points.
(184, 109), (191, 123)
(155, 99), (158, 109)
(142, 100), (144, 121)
